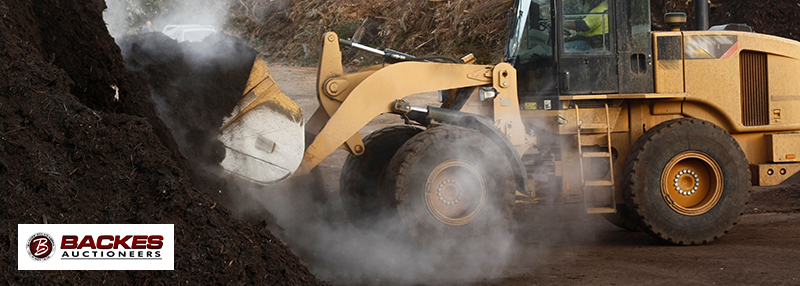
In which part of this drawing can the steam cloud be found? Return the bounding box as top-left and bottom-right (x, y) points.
(245, 123), (609, 284)
(249, 164), (516, 284)
(104, 0), (226, 38)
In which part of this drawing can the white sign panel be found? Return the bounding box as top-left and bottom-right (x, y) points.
(18, 224), (174, 270)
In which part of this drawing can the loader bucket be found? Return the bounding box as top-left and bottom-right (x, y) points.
(218, 58), (305, 184)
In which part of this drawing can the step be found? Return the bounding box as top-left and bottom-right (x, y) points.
(579, 123), (608, 130)
(584, 180), (613, 187)
(582, 152), (611, 158)
(587, 207), (616, 214)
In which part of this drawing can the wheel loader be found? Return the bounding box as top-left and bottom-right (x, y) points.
(218, 0), (800, 245)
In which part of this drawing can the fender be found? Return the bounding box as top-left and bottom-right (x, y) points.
(427, 107), (530, 196)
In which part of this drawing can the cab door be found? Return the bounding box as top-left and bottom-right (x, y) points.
(557, 0), (619, 94)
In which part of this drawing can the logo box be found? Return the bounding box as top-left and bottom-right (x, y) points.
(18, 224), (174, 270)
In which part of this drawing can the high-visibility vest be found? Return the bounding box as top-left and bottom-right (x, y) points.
(578, 2), (609, 37)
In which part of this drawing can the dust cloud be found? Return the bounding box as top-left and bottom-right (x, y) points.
(236, 121), (604, 285)
(248, 165), (516, 285)
(104, 0), (226, 38)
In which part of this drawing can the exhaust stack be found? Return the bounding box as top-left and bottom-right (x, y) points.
(696, 0), (709, 30)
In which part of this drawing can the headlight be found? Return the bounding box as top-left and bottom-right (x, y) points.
(479, 87), (498, 101)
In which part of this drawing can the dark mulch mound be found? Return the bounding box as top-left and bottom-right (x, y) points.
(118, 32), (254, 168)
(0, 0), (323, 284)
(709, 0), (800, 41)
(117, 31), (282, 225)
(652, 0), (800, 42)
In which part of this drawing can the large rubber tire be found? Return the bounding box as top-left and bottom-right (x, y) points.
(623, 118), (750, 245)
(383, 125), (516, 242)
(339, 125), (423, 229)
(602, 121), (675, 232)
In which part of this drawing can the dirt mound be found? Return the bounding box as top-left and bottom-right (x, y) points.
(118, 32), (250, 168)
(229, 0), (513, 64)
(653, 0), (800, 41)
(0, 0), (323, 284)
(118, 32), (283, 224)
(709, 0), (800, 41)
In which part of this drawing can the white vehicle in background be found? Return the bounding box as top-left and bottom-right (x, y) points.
(162, 25), (216, 42)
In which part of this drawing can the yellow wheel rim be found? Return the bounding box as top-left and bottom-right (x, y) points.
(424, 160), (487, 226)
(660, 151), (723, 216)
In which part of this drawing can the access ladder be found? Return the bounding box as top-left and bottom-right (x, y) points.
(575, 103), (616, 214)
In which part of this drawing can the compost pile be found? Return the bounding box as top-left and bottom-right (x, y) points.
(228, 0), (514, 64)
(655, 0), (800, 40)
(708, 0), (800, 40)
(0, 0), (323, 284)
(227, 0), (800, 66)
(116, 32), (262, 214)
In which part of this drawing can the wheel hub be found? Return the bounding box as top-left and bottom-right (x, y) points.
(425, 160), (487, 226)
(436, 179), (462, 205)
(674, 169), (700, 196)
(661, 151), (723, 216)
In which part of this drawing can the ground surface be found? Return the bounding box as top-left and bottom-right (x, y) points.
(267, 65), (800, 286)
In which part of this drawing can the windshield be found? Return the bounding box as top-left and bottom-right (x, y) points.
(505, 1), (529, 61)
(505, 0), (552, 62)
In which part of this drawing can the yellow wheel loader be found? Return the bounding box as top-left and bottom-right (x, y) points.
(220, 0), (800, 245)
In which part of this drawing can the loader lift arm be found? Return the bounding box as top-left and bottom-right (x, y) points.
(297, 32), (514, 175)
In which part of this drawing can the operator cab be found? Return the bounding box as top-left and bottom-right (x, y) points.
(505, 0), (654, 110)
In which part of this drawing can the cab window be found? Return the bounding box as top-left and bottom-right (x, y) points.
(562, 0), (611, 52)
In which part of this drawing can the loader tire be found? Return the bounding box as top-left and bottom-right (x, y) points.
(602, 204), (638, 231)
(385, 125), (515, 243)
(605, 118), (677, 231)
(624, 118), (750, 245)
(340, 125), (423, 229)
